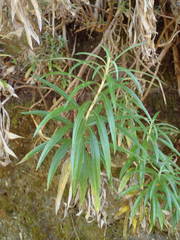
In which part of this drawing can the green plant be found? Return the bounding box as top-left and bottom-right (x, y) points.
(20, 45), (180, 233)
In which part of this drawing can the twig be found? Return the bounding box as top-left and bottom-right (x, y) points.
(172, 43), (180, 96)
(85, 57), (111, 120)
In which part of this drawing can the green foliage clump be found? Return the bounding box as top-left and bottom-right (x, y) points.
(21, 46), (180, 232)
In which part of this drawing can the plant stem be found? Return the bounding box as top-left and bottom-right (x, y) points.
(85, 57), (111, 120)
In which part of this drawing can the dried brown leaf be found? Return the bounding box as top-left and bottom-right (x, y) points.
(30, 0), (42, 31)
(55, 159), (71, 214)
(5, 130), (23, 140)
(0, 131), (17, 158)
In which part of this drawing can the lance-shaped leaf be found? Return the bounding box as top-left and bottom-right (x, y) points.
(34, 104), (74, 137)
(102, 94), (117, 153)
(55, 159), (71, 214)
(89, 131), (101, 210)
(47, 139), (71, 189)
(37, 77), (77, 106)
(36, 126), (70, 170)
(96, 114), (111, 179)
(79, 153), (89, 206)
(18, 142), (46, 165)
(70, 102), (90, 191)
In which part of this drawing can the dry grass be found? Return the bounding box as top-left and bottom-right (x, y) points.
(0, 0), (42, 48)
(0, 79), (21, 166)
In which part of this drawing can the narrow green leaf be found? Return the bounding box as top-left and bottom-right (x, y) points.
(39, 69), (83, 83)
(121, 85), (151, 121)
(107, 75), (117, 111)
(102, 94), (117, 153)
(171, 194), (180, 211)
(76, 51), (106, 64)
(92, 65), (103, 80)
(164, 175), (178, 197)
(114, 42), (145, 62)
(157, 123), (179, 133)
(22, 110), (72, 124)
(22, 110), (48, 116)
(152, 195), (157, 225)
(149, 178), (158, 200)
(69, 60), (100, 74)
(37, 77), (77, 106)
(162, 184), (172, 211)
(159, 137), (180, 156)
(144, 185), (151, 207)
(47, 139), (71, 189)
(79, 154), (89, 206)
(69, 61), (84, 74)
(72, 136), (85, 193)
(71, 102), (90, 189)
(34, 104), (74, 137)
(89, 131), (101, 210)
(119, 158), (135, 179)
(101, 46), (111, 61)
(130, 192), (144, 218)
(118, 168), (135, 193)
(36, 126), (70, 169)
(156, 200), (164, 229)
(18, 142), (46, 164)
(111, 60), (119, 81)
(119, 185), (140, 198)
(151, 141), (160, 162)
(96, 114), (111, 179)
(118, 67), (142, 94)
(70, 81), (95, 98)
(139, 159), (145, 188)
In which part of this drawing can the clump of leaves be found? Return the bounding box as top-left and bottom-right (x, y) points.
(20, 45), (180, 233)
